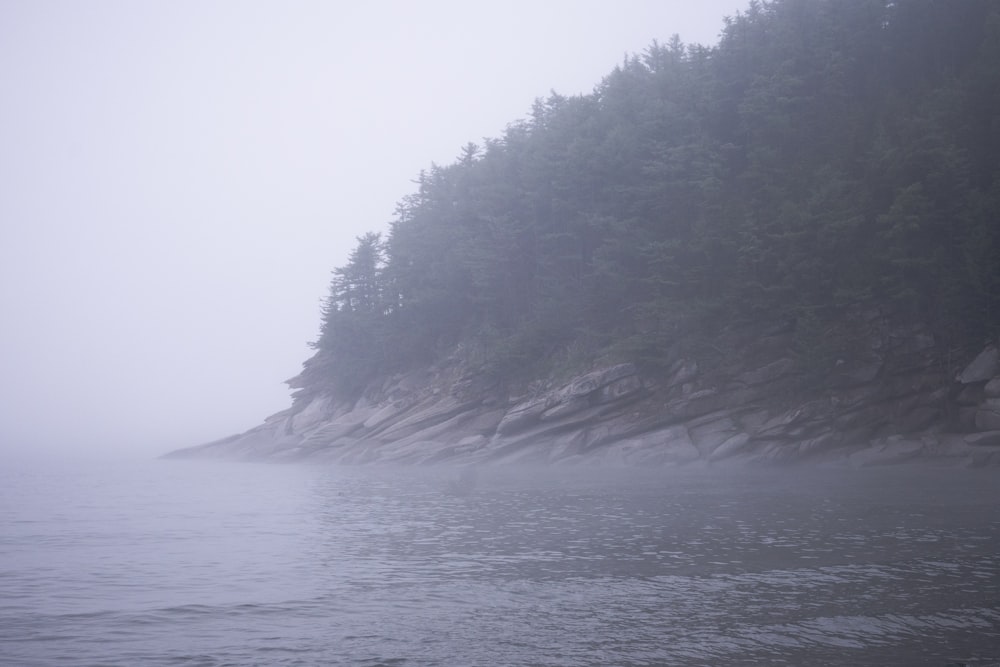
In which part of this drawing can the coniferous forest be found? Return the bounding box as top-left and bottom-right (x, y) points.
(294, 0), (1000, 402)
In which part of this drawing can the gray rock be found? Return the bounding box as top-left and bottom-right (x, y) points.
(497, 364), (639, 435)
(957, 345), (999, 383)
(599, 374), (643, 403)
(836, 361), (882, 385)
(895, 406), (942, 433)
(832, 384), (883, 411)
(373, 396), (481, 441)
(667, 358), (698, 386)
(849, 438), (924, 467)
(300, 419), (365, 446)
(756, 441), (799, 463)
(166, 319), (1000, 468)
(459, 407), (507, 437)
(736, 358), (795, 386)
(602, 424), (699, 466)
(954, 384), (985, 406)
(689, 415), (738, 457)
(737, 408), (771, 435)
(898, 330), (936, 353)
(834, 403), (889, 434)
(956, 406), (979, 432)
(974, 399), (1000, 431)
(292, 396), (334, 433)
(754, 409), (799, 438)
(456, 434), (487, 449)
(756, 400), (830, 439)
(262, 407), (294, 424)
(540, 395), (592, 421)
(566, 363), (636, 397)
(709, 433), (751, 461)
(964, 430), (1000, 447)
(363, 398), (417, 431)
(495, 397), (549, 435)
(667, 388), (762, 421)
(796, 432), (841, 456)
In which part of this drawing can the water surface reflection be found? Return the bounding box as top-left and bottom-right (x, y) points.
(296, 465), (1000, 666)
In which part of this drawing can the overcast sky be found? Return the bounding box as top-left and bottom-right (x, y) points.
(0, 0), (745, 459)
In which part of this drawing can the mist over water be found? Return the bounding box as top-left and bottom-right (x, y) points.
(2, 459), (998, 666)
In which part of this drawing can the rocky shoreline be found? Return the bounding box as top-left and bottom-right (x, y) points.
(165, 319), (1000, 468)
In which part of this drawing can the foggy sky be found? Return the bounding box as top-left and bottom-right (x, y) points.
(0, 0), (744, 458)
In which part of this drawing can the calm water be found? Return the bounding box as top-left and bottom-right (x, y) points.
(1, 457), (998, 666)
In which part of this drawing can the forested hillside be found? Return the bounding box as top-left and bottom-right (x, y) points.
(293, 0), (1000, 402)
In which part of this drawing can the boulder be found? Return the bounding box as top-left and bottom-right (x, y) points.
(957, 345), (999, 383)
(497, 364), (639, 435)
(688, 414), (739, 457)
(540, 395), (592, 421)
(666, 358), (698, 386)
(737, 408), (771, 434)
(895, 405), (942, 433)
(290, 395), (336, 432)
(753, 409), (800, 439)
(363, 398), (417, 431)
(709, 433), (751, 461)
(954, 384), (985, 406)
(974, 399), (1000, 431)
(965, 430), (1000, 448)
(495, 397), (549, 435)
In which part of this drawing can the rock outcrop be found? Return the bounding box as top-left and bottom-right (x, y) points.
(165, 320), (1000, 467)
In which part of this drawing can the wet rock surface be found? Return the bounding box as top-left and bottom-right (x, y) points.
(165, 322), (1000, 467)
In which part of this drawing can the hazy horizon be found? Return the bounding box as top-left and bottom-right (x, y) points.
(0, 0), (745, 459)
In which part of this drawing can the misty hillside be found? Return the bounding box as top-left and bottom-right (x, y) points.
(292, 0), (1000, 404)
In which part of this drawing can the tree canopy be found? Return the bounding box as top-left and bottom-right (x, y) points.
(296, 0), (1000, 400)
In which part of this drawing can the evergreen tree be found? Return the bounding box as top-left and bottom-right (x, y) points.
(291, 0), (1000, 400)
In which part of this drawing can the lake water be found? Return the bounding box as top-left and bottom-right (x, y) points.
(1, 457), (998, 666)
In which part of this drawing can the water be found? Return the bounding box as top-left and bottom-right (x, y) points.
(1, 458), (999, 666)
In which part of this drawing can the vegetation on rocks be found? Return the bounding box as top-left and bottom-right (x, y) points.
(293, 0), (1000, 421)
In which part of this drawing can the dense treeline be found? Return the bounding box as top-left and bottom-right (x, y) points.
(293, 0), (1000, 400)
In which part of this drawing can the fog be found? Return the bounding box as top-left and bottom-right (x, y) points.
(0, 1), (744, 459)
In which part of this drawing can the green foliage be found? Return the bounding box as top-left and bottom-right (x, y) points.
(297, 0), (1000, 399)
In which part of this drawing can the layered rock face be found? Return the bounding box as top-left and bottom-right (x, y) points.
(166, 321), (1000, 467)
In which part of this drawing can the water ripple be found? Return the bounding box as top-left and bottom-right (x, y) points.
(1, 462), (998, 666)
